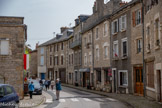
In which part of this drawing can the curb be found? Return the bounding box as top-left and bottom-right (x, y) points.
(62, 84), (134, 108)
(19, 95), (45, 108)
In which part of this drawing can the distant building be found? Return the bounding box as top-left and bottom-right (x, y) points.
(0, 16), (27, 99)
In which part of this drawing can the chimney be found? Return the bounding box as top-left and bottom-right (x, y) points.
(36, 43), (39, 49)
(60, 27), (68, 33)
(120, 1), (128, 7)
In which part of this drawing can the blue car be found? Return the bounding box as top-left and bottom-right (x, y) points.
(0, 84), (19, 108)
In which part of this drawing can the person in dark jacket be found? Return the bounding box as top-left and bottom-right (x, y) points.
(44, 80), (48, 91)
(56, 78), (62, 100)
(28, 81), (34, 99)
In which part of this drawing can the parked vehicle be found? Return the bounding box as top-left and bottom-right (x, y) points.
(29, 80), (43, 95)
(0, 84), (19, 108)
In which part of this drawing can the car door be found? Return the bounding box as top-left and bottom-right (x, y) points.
(0, 86), (6, 102)
(4, 86), (15, 103)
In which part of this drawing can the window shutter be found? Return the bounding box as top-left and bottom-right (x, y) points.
(119, 17), (122, 31)
(1, 40), (9, 55)
(125, 15), (127, 29)
(132, 12), (136, 27)
(111, 22), (114, 34)
(117, 19), (119, 32)
(141, 8), (143, 24)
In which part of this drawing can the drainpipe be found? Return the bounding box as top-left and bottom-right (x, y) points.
(92, 29), (95, 87)
(142, 0), (146, 97)
(80, 22), (83, 86)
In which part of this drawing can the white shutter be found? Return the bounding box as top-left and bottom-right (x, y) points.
(117, 19), (119, 32)
(1, 40), (9, 55)
(111, 22), (114, 35)
(124, 15), (127, 29)
(119, 17), (122, 31)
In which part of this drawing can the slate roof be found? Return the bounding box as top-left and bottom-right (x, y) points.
(38, 28), (73, 47)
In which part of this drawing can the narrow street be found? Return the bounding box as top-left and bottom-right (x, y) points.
(38, 86), (128, 108)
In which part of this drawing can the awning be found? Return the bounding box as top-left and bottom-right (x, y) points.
(79, 68), (90, 72)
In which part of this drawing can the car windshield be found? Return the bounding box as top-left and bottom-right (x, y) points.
(29, 80), (41, 88)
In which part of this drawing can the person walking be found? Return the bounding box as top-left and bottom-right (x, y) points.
(56, 78), (62, 100)
(28, 81), (34, 99)
(47, 80), (51, 90)
(45, 80), (48, 91)
(51, 79), (55, 91)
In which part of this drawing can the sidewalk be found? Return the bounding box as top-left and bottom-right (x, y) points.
(62, 84), (162, 108)
(19, 94), (45, 108)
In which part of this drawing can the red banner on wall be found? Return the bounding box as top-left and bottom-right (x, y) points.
(24, 54), (26, 70)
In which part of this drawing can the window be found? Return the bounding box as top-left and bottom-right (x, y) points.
(57, 44), (59, 51)
(120, 15), (127, 31)
(0, 87), (4, 96)
(49, 46), (52, 52)
(104, 46), (108, 59)
(84, 53), (87, 66)
(50, 56), (52, 66)
(89, 34), (92, 43)
(122, 38), (128, 57)
(57, 56), (59, 65)
(96, 28), (99, 39)
(96, 48), (99, 60)
(40, 47), (44, 55)
(69, 55), (71, 65)
(54, 56), (58, 66)
(40, 56), (44, 65)
(104, 23), (107, 36)
(146, 62), (154, 88)
(112, 19), (118, 34)
(113, 41), (118, 58)
(155, 19), (160, 46)
(5, 86), (13, 95)
(69, 73), (71, 80)
(119, 70), (128, 86)
(84, 37), (87, 46)
(89, 53), (92, 65)
(61, 55), (63, 65)
(61, 42), (64, 50)
(0, 39), (9, 55)
(79, 52), (81, 65)
(146, 26), (151, 50)
(137, 39), (142, 53)
(96, 71), (101, 82)
(135, 9), (141, 25)
(72, 54), (73, 65)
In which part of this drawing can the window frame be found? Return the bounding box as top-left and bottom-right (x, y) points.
(121, 37), (128, 57)
(118, 70), (128, 87)
(112, 19), (118, 35)
(113, 40), (119, 58)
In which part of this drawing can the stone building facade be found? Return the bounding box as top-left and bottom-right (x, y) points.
(81, 0), (121, 90)
(0, 16), (27, 99)
(144, 0), (162, 101)
(130, 0), (143, 96)
(29, 49), (37, 78)
(37, 45), (47, 80)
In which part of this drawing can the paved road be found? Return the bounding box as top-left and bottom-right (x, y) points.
(38, 86), (128, 108)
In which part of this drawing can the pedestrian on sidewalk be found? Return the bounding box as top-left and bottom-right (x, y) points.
(47, 79), (51, 90)
(28, 81), (34, 99)
(51, 79), (55, 91)
(45, 80), (48, 91)
(56, 78), (62, 100)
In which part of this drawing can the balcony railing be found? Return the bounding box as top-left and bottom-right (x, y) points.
(70, 40), (81, 49)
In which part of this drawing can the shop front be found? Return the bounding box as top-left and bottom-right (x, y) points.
(79, 68), (90, 88)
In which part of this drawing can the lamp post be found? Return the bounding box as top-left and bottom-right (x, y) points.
(141, 0), (146, 97)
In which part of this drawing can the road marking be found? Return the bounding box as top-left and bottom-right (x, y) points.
(106, 98), (117, 102)
(83, 98), (92, 101)
(95, 98), (104, 101)
(71, 98), (79, 102)
(46, 99), (53, 103)
(59, 99), (66, 102)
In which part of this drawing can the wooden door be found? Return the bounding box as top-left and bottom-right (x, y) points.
(158, 70), (162, 102)
(135, 67), (143, 95)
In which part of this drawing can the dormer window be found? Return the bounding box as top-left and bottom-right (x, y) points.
(104, 0), (109, 4)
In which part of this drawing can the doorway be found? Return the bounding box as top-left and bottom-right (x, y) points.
(157, 70), (162, 102)
(135, 67), (143, 95)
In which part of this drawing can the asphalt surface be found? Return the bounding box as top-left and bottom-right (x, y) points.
(38, 86), (128, 108)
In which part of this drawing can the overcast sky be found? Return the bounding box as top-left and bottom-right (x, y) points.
(0, 0), (131, 49)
